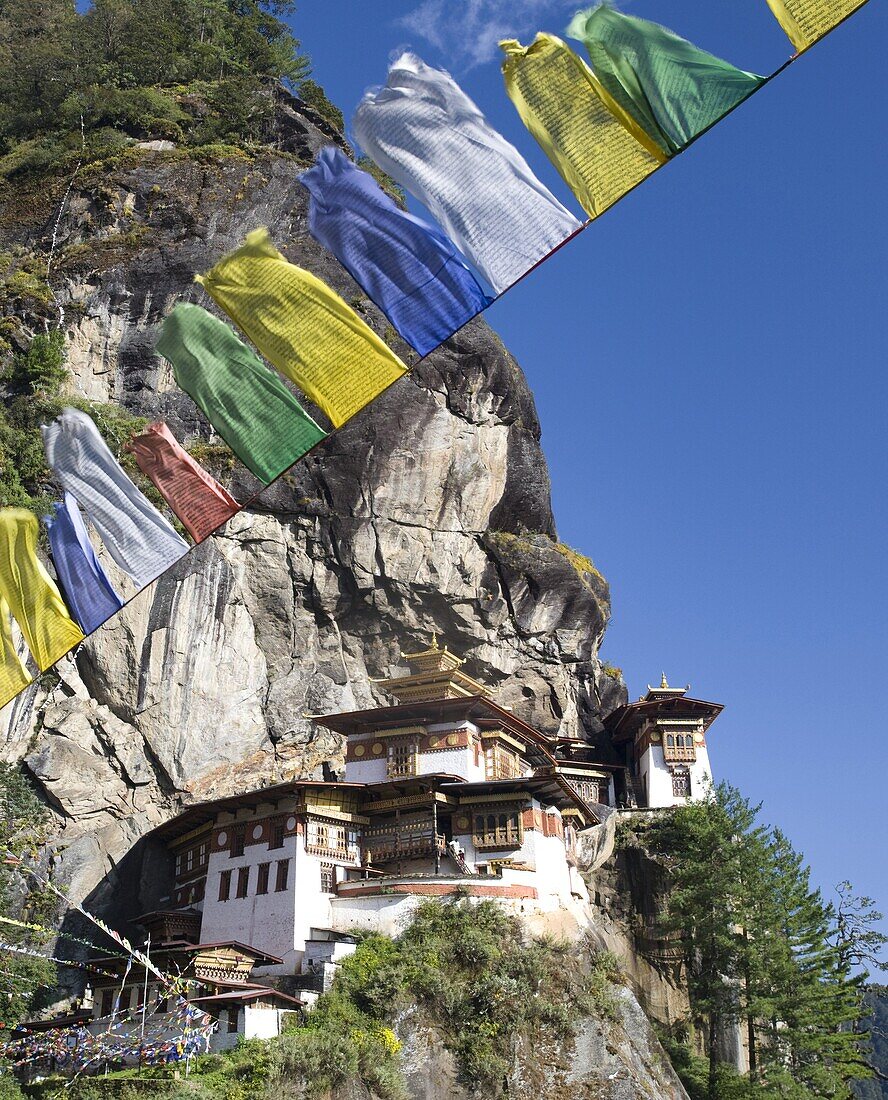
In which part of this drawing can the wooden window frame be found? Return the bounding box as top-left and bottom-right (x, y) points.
(230, 828), (246, 859)
(671, 769), (692, 798)
(320, 861), (336, 893)
(471, 806), (523, 850)
(256, 862), (270, 895)
(236, 866), (250, 898)
(386, 738), (418, 780)
(218, 869), (232, 902)
(275, 859), (290, 892)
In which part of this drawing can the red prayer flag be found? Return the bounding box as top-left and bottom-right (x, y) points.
(126, 422), (240, 543)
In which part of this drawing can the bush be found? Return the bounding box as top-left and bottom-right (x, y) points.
(0, 1069), (26, 1100)
(296, 80), (344, 132)
(60, 86), (187, 141)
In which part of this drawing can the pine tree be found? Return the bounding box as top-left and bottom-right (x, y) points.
(651, 784), (876, 1099)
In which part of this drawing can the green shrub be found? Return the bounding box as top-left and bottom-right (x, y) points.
(296, 80), (344, 132)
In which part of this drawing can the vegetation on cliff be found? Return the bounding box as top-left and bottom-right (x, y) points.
(0, 765), (58, 1031)
(16, 899), (621, 1099)
(623, 784), (886, 1099)
(0, 0), (344, 182)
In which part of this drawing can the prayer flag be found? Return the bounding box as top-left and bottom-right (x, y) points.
(44, 492), (124, 635)
(42, 409), (189, 590)
(567, 5), (765, 157)
(197, 229), (408, 429)
(500, 34), (665, 220)
(126, 421), (240, 543)
(353, 53), (582, 294)
(156, 303), (325, 484)
(0, 595), (31, 708)
(764, 0), (869, 51)
(0, 508), (84, 672)
(301, 146), (493, 356)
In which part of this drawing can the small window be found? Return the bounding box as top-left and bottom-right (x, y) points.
(100, 988), (114, 1018)
(198, 843), (207, 865)
(666, 734), (675, 748)
(387, 739), (417, 779)
(174, 852), (183, 876)
(231, 829), (245, 858)
(236, 866), (250, 898)
(320, 862), (335, 893)
(269, 821), (286, 850)
(275, 859), (290, 892)
(256, 862), (270, 895)
(672, 770), (691, 798)
(227, 1008), (239, 1033)
(218, 869), (232, 902)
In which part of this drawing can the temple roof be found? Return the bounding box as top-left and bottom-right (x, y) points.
(148, 780), (365, 842)
(313, 694), (554, 754)
(605, 692), (723, 743)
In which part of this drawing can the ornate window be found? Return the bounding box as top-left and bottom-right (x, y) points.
(571, 778), (608, 805)
(671, 769), (692, 798)
(305, 817), (358, 860)
(663, 731), (696, 763)
(485, 743), (522, 780)
(387, 738), (417, 779)
(320, 862), (336, 892)
(472, 808), (523, 850)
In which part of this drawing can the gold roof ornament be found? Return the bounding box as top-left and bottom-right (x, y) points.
(377, 634), (490, 703)
(660, 671), (669, 689)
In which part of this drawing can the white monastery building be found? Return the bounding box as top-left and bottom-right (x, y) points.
(57, 641), (723, 1048)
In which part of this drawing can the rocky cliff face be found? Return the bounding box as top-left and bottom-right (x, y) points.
(0, 90), (694, 1100)
(0, 92), (625, 906)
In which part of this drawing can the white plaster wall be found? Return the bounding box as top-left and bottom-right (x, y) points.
(690, 745), (713, 799)
(330, 893), (423, 938)
(639, 746), (678, 808)
(343, 756), (389, 784)
(244, 1006), (288, 1040)
(639, 744), (713, 808)
(344, 744), (484, 783)
(199, 835), (302, 967)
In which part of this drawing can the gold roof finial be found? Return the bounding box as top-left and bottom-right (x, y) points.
(430, 631), (438, 650)
(660, 671), (669, 689)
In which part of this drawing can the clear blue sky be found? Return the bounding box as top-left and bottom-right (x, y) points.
(290, 2), (887, 924)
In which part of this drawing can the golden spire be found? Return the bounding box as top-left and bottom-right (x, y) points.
(660, 671), (669, 689)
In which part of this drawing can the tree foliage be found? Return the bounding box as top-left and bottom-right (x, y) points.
(646, 783), (885, 1099)
(0, 764), (58, 1031)
(0, 0), (319, 176)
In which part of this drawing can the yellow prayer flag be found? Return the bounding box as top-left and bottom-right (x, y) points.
(197, 229), (407, 430)
(765, 0), (869, 52)
(500, 34), (665, 221)
(0, 509), (84, 673)
(0, 596), (32, 709)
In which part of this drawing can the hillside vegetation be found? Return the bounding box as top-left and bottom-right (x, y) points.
(0, 0), (343, 182)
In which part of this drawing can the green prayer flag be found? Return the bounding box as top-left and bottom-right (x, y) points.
(567, 5), (765, 157)
(156, 303), (326, 485)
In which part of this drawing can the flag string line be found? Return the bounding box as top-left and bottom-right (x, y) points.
(3, 1), (872, 712)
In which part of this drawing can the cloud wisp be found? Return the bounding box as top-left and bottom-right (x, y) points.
(396, 0), (582, 70)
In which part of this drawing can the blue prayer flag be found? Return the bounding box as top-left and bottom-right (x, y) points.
(300, 146), (493, 357)
(45, 492), (124, 635)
